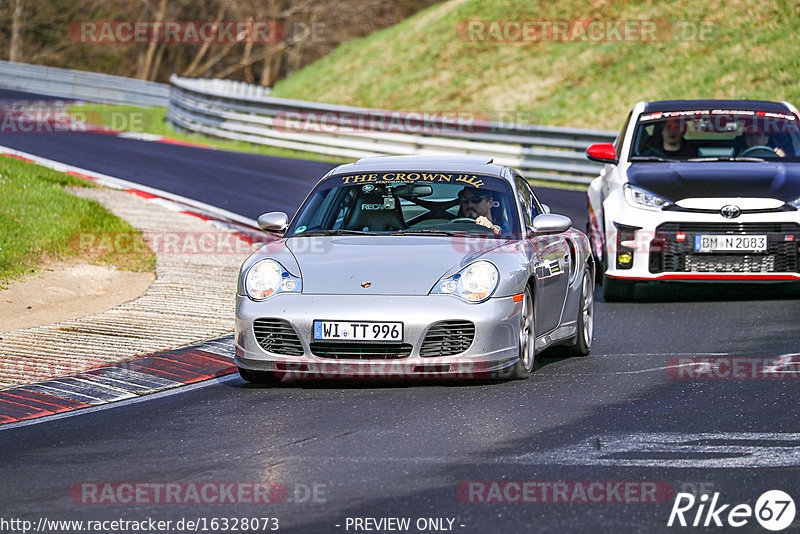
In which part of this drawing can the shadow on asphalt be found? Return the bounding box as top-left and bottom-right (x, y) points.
(230, 344), (584, 391)
(608, 281), (800, 303)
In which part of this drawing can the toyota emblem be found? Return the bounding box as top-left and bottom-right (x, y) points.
(720, 205), (741, 219)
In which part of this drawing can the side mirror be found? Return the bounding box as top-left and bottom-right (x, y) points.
(257, 212), (289, 233)
(541, 204), (551, 214)
(530, 214), (572, 234)
(586, 143), (617, 164)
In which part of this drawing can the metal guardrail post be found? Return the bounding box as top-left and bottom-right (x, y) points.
(0, 60), (170, 107)
(167, 75), (615, 185)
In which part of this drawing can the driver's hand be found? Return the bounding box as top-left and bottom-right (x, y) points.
(475, 216), (500, 235)
(775, 147), (786, 157)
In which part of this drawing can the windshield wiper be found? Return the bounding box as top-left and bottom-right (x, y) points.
(391, 229), (473, 236)
(293, 229), (377, 236)
(629, 156), (677, 162)
(687, 156), (767, 162)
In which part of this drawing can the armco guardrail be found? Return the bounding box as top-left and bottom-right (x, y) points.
(0, 61), (169, 107)
(168, 75), (615, 185)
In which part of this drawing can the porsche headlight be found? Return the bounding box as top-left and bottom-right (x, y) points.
(432, 261), (499, 303)
(244, 259), (301, 300)
(789, 196), (800, 210)
(624, 183), (671, 211)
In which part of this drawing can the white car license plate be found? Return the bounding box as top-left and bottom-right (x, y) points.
(313, 320), (403, 342)
(693, 234), (767, 253)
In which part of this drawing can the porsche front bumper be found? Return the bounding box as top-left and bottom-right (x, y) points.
(234, 293), (524, 379)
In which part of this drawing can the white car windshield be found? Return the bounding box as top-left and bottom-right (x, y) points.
(630, 110), (800, 161)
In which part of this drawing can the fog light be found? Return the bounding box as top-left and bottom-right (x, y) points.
(281, 279), (297, 291)
(614, 223), (639, 271)
(441, 280), (458, 293)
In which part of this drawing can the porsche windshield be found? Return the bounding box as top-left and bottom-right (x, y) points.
(287, 171), (521, 238)
(630, 110), (800, 161)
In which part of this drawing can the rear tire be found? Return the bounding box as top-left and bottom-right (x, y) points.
(508, 287), (536, 380)
(570, 269), (594, 355)
(238, 367), (281, 385)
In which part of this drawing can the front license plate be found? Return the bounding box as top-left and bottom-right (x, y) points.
(313, 320), (403, 342)
(693, 234), (768, 253)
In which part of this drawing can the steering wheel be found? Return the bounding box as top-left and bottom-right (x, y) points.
(449, 217), (476, 224)
(739, 145), (777, 157)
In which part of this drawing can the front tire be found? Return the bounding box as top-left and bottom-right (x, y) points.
(238, 367), (281, 385)
(509, 287), (536, 380)
(570, 269), (594, 355)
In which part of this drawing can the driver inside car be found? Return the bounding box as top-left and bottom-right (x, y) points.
(641, 117), (696, 158)
(457, 186), (507, 235)
(739, 130), (786, 157)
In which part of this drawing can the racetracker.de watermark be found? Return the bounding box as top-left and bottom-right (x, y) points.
(457, 20), (715, 42)
(272, 110), (538, 135)
(69, 481), (327, 505)
(668, 356), (800, 379)
(457, 481), (674, 503)
(77, 231), (269, 256)
(268, 359), (497, 380)
(68, 21), (285, 43)
(0, 109), (149, 134)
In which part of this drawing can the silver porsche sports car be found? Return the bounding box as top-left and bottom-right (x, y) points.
(234, 155), (595, 383)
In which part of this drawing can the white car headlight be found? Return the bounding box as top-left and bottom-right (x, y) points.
(624, 183), (671, 211)
(431, 260), (499, 303)
(244, 259), (301, 300)
(789, 196), (800, 210)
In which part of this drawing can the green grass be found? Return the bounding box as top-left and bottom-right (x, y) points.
(67, 104), (348, 164)
(0, 156), (156, 284)
(268, 0), (800, 130)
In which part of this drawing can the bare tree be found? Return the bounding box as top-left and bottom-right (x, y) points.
(9, 0), (23, 61)
(135, 0), (167, 80)
(0, 0), (441, 86)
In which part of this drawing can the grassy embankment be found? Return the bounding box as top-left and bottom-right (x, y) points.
(0, 156), (155, 285)
(269, 0), (799, 128)
(67, 1), (799, 192)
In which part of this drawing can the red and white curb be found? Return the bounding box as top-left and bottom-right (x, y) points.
(0, 335), (237, 426)
(116, 131), (217, 149)
(0, 144), (269, 420)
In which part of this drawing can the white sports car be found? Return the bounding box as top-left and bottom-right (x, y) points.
(586, 99), (800, 300)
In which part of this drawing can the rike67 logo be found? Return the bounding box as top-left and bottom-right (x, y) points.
(668, 490), (796, 531)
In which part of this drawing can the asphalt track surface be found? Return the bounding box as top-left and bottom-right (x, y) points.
(1, 90), (800, 533)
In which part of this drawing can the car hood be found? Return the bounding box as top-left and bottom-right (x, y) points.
(286, 235), (508, 295)
(626, 162), (800, 203)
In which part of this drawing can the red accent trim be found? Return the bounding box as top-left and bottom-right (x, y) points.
(66, 171), (96, 181)
(607, 273), (800, 281)
(1, 153), (34, 162)
(585, 143), (617, 163)
(587, 201), (602, 258)
(0, 392), (75, 412)
(125, 189), (158, 199)
(156, 137), (213, 149)
(0, 348), (234, 425)
(0, 399), (55, 421)
(180, 210), (212, 221)
(234, 231), (260, 244)
(1, 390), (91, 410)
